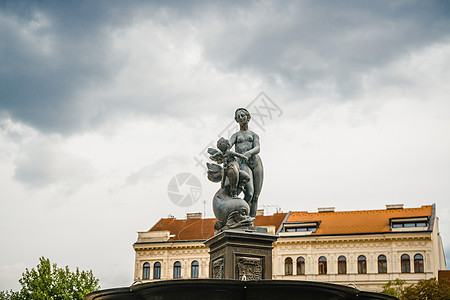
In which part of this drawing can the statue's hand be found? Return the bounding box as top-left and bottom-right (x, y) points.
(209, 151), (224, 164)
(242, 152), (251, 160)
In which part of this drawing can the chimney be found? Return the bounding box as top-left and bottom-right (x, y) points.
(186, 212), (202, 219)
(256, 209), (264, 216)
(386, 204), (404, 210)
(318, 207), (335, 213)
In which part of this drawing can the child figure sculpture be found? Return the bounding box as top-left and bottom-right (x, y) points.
(211, 137), (249, 197)
(207, 137), (253, 230)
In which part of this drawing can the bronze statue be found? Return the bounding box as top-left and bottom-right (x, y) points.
(207, 108), (264, 231)
(230, 108), (264, 218)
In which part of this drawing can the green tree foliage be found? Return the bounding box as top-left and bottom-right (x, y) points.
(0, 257), (100, 300)
(381, 278), (406, 297)
(0, 290), (21, 300)
(402, 278), (450, 300)
(381, 278), (450, 299)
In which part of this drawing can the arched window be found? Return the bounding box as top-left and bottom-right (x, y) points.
(142, 262), (150, 280)
(191, 260), (199, 278)
(153, 262), (161, 279)
(297, 257), (305, 275)
(173, 261), (182, 279)
(414, 254), (424, 273)
(358, 255), (367, 274)
(378, 255), (387, 273)
(338, 256), (347, 274)
(318, 256), (327, 275)
(401, 254), (410, 273)
(285, 257), (293, 275)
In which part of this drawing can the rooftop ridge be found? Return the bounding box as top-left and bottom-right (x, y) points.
(289, 205), (432, 216)
(148, 213), (288, 241)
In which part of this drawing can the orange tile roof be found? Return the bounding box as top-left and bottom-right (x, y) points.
(286, 205), (433, 235)
(149, 218), (216, 241)
(149, 213), (287, 241)
(254, 213), (288, 229)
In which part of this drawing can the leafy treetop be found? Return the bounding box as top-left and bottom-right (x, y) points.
(0, 257), (100, 300)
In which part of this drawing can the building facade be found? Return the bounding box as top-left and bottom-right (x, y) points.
(133, 204), (446, 292)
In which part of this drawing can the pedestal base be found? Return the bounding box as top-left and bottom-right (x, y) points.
(204, 228), (278, 280)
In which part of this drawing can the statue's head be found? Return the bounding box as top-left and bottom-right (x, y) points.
(217, 137), (230, 152)
(235, 108), (251, 124)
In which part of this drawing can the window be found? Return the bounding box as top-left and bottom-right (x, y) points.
(338, 256), (347, 274)
(285, 226), (317, 232)
(318, 256), (327, 275)
(414, 254), (424, 273)
(153, 262), (161, 279)
(284, 222), (319, 233)
(173, 261), (182, 278)
(285, 257), (293, 275)
(143, 262), (150, 280)
(392, 222), (427, 228)
(358, 255), (367, 274)
(391, 218), (428, 229)
(191, 260), (199, 278)
(401, 254), (410, 273)
(297, 257), (305, 275)
(378, 255), (387, 273)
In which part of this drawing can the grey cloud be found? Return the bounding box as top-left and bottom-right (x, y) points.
(0, 1), (128, 134)
(0, 1), (212, 134)
(1, 1), (449, 135)
(196, 1), (450, 99)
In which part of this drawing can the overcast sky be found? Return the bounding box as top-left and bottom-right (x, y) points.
(1, 0), (449, 291)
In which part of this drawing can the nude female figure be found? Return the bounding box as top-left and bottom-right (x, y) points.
(229, 108), (264, 218)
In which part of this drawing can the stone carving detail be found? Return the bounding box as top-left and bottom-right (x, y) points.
(212, 257), (224, 279)
(235, 256), (263, 280)
(231, 247), (268, 256)
(211, 248), (226, 260)
(206, 108), (264, 231)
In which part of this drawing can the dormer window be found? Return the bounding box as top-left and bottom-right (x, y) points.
(281, 222), (320, 235)
(285, 226), (317, 233)
(392, 222), (427, 228)
(390, 217), (428, 231)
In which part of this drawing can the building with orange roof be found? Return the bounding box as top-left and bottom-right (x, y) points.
(133, 204), (446, 292)
(133, 211), (287, 282)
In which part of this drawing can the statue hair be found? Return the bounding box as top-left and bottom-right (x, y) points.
(217, 137), (230, 150)
(234, 108), (251, 122)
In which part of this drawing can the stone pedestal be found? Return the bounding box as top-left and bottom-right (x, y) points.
(204, 228), (278, 280)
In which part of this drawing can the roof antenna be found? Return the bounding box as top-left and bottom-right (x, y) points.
(203, 199), (206, 217)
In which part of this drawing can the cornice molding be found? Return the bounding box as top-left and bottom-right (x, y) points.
(275, 234), (431, 245)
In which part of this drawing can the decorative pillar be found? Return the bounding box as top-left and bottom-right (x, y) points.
(204, 229), (278, 280)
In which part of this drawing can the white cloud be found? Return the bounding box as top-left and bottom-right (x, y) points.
(13, 133), (95, 195)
